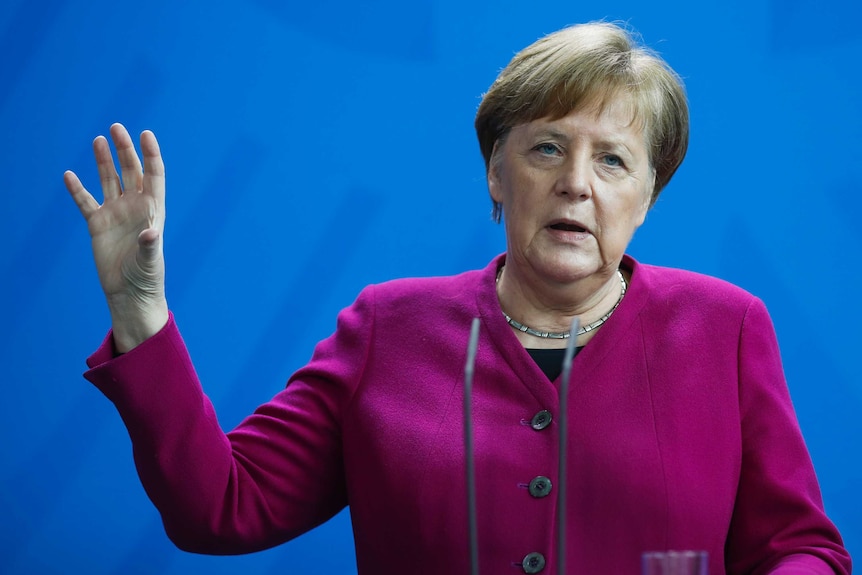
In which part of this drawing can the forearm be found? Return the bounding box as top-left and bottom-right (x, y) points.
(87, 316), (238, 545)
(86, 315), (281, 552)
(727, 299), (851, 575)
(85, 314), (349, 554)
(765, 552), (847, 574)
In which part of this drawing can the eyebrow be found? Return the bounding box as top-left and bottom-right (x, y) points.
(531, 128), (571, 142)
(596, 139), (636, 157)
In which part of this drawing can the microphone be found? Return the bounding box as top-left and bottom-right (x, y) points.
(464, 318), (482, 575)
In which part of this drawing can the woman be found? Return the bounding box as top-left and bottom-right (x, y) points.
(65, 21), (851, 575)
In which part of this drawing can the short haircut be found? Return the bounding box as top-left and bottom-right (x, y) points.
(475, 21), (689, 220)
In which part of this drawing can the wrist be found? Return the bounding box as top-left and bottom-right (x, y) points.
(107, 296), (169, 353)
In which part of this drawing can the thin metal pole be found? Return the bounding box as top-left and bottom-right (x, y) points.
(464, 318), (481, 575)
(557, 318), (580, 575)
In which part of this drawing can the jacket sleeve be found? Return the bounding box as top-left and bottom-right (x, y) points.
(84, 288), (376, 555)
(725, 298), (851, 574)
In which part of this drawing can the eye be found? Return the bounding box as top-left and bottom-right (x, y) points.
(534, 143), (561, 156)
(602, 154), (624, 167)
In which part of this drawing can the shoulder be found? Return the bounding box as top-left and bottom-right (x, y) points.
(631, 257), (759, 310)
(347, 257), (500, 323)
(624, 256), (769, 334)
(621, 257), (781, 376)
(369, 267), (486, 301)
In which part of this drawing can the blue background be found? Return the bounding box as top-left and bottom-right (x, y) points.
(1, 0), (859, 572)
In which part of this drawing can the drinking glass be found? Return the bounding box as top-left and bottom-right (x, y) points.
(642, 550), (709, 575)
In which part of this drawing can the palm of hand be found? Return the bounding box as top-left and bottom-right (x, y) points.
(65, 123), (168, 347)
(87, 185), (164, 302)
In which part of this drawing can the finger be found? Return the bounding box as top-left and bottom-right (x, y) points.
(137, 226), (162, 267)
(140, 130), (165, 208)
(63, 170), (100, 219)
(93, 134), (122, 201)
(110, 123), (143, 195)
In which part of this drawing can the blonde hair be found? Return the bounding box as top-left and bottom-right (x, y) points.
(475, 21), (689, 221)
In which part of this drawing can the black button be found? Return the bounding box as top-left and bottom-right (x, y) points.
(530, 410), (552, 430)
(522, 552), (546, 573)
(528, 476), (552, 498)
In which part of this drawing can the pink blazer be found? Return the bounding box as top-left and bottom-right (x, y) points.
(85, 254), (851, 574)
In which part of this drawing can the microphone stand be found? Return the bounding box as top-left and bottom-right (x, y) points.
(464, 318), (481, 575)
(557, 318), (580, 575)
(464, 316), (579, 575)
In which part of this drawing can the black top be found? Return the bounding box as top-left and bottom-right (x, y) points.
(526, 347), (583, 382)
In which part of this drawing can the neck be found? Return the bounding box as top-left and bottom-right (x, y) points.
(496, 262), (625, 349)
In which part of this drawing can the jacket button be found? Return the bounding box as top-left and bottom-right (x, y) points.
(530, 410), (552, 430)
(528, 476), (552, 498)
(522, 552), (546, 573)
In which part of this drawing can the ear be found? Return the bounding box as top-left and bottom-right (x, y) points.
(634, 169), (656, 227)
(487, 141), (504, 204)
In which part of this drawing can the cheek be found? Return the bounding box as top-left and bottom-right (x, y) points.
(598, 195), (647, 238)
(623, 183), (652, 227)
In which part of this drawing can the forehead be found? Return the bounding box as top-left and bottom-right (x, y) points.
(516, 97), (646, 147)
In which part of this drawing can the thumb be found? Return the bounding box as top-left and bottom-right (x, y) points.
(137, 227), (163, 268)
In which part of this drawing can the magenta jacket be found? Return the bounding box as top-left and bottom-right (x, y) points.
(85, 254), (851, 574)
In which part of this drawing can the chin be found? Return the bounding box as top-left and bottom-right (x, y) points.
(535, 259), (597, 284)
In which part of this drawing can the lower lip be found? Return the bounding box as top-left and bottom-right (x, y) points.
(547, 227), (591, 242)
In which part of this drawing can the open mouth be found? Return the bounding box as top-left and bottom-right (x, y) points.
(549, 222), (587, 233)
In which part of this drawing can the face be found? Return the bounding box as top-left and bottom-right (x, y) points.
(488, 98), (654, 287)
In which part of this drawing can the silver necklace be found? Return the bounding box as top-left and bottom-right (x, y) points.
(498, 268), (627, 339)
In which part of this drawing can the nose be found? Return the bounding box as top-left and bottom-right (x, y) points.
(554, 153), (592, 200)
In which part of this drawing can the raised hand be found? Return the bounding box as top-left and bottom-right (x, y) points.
(65, 123), (169, 352)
